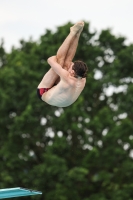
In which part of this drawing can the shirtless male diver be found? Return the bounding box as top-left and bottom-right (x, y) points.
(37, 21), (88, 107)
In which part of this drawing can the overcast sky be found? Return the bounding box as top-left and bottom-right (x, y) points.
(0, 0), (133, 52)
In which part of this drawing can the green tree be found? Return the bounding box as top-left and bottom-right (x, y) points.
(0, 21), (133, 200)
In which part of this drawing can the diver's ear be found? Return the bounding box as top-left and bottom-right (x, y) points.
(71, 70), (75, 76)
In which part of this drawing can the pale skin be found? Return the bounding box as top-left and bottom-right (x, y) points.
(37, 21), (86, 107)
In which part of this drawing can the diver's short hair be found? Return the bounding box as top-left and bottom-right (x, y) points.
(72, 60), (88, 78)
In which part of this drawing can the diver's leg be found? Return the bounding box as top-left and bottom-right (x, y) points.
(56, 21), (84, 69)
(37, 68), (59, 88)
(63, 30), (82, 70)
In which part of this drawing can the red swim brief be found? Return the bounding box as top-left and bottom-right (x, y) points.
(37, 88), (50, 100)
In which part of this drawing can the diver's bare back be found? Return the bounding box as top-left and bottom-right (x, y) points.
(42, 77), (86, 107)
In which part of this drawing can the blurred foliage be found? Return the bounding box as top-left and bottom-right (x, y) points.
(0, 21), (133, 200)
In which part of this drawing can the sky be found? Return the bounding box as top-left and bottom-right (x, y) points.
(0, 0), (133, 52)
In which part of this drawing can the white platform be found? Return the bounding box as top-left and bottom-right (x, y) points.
(0, 187), (42, 199)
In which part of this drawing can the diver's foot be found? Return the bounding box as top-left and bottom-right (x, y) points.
(70, 21), (84, 34)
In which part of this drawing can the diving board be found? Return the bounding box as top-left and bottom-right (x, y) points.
(0, 187), (42, 199)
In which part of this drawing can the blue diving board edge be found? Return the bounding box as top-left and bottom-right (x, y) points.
(0, 187), (42, 199)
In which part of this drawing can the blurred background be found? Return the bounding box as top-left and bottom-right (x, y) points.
(1, 0), (133, 51)
(0, 1), (133, 200)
